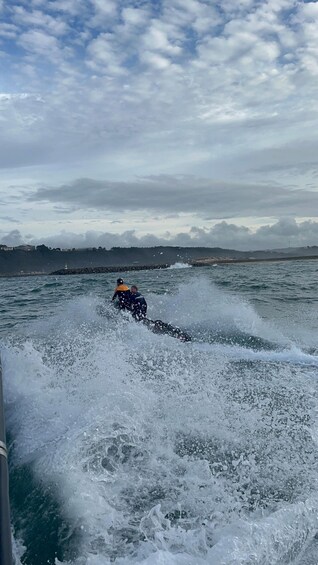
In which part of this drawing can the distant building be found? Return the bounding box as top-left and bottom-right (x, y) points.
(0, 244), (13, 251)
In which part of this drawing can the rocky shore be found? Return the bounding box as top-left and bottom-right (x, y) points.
(50, 263), (171, 275)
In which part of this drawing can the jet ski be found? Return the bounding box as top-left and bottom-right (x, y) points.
(142, 317), (191, 342)
(109, 302), (191, 342)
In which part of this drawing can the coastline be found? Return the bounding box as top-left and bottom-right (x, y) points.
(191, 254), (318, 266)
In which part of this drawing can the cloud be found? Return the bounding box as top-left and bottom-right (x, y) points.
(0, 0), (318, 243)
(0, 0), (315, 176)
(121, 7), (150, 29)
(41, 0), (87, 17)
(28, 175), (318, 219)
(2, 218), (318, 252)
(86, 33), (126, 75)
(142, 23), (182, 56)
(0, 22), (18, 39)
(0, 229), (26, 246)
(0, 216), (20, 223)
(90, 0), (117, 24)
(12, 6), (69, 36)
(18, 29), (61, 59)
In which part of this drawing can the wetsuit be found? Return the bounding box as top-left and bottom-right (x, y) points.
(112, 284), (131, 310)
(130, 291), (147, 320)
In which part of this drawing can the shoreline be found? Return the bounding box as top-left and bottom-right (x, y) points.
(191, 254), (318, 266)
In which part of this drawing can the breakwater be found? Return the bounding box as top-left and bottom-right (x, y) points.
(49, 254), (318, 275)
(50, 264), (171, 275)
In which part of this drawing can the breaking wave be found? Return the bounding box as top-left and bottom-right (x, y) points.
(1, 274), (318, 564)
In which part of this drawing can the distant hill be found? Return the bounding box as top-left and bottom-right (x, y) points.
(0, 244), (318, 276)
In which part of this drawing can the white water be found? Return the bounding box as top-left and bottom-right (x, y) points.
(2, 278), (318, 564)
(167, 263), (192, 270)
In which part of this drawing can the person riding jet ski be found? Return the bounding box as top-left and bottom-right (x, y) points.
(111, 278), (131, 310)
(129, 285), (147, 320)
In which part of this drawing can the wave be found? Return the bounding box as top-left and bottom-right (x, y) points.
(167, 263), (192, 269)
(2, 279), (318, 564)
(194, 341), (318, 366)
(146, 279), (290, 348)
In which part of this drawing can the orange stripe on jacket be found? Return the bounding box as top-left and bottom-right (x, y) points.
(114, 284), (129, 292)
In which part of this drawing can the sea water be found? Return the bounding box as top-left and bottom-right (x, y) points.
(1, 260), (318, 565)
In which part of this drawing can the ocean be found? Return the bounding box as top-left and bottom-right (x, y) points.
(1, 260), (318, 565)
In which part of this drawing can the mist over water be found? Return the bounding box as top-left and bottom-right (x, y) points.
(1, 261), (318, 564)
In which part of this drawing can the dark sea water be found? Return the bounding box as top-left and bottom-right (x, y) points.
(1, 260), (318, 565)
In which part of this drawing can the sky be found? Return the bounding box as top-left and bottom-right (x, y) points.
(1, 0), (318, 251)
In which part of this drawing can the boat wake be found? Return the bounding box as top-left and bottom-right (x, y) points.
(2, 279), (318, 564)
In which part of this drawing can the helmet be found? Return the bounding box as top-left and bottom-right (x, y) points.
(117, 278), (123, 285)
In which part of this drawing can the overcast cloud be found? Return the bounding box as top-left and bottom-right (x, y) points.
(1, 0), (318, 248)
(29, 175), (318, 218)
(2, 218), (318, 252)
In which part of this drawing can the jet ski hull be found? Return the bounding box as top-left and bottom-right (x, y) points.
(142, 318), (191, 342)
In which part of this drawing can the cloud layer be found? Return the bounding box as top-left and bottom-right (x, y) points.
(2, 218), (318, 252)
(1, 0), (318, 247)
(29, 175), (318, 218)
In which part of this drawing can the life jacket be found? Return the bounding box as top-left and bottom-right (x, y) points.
(115, 284), (129, 293)
(114, 284), (131, 308)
